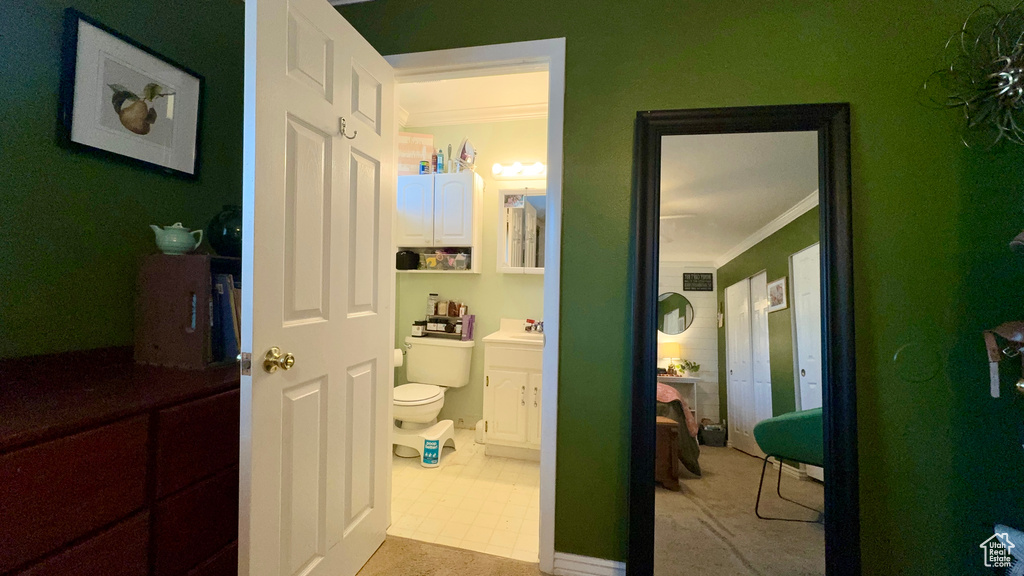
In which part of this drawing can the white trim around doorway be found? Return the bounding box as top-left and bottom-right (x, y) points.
(386, 38), (566, 574)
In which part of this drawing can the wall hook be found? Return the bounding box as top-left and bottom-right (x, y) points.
(338, 117), (357, 140)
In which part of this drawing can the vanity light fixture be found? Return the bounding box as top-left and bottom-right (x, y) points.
(492, 161), (546, 179)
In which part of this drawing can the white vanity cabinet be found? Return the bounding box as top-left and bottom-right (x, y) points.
(395, 172), (482, 248)
(483, 332), (544, 459)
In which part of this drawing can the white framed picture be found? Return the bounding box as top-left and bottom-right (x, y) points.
(767, 276), (788, 312)
(59, 9), (203, 178)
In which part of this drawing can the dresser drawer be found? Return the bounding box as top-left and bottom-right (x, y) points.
(15, 512), (149, 576)
(155, 389), (239, 497)
(185, 541), (237, 576)
(153, 466), (239, 576)
(0, 416), (148, 573)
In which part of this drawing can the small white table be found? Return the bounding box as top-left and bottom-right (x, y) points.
(657, 375), (700, 422)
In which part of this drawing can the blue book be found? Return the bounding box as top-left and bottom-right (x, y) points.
(213, 274), (239, 361)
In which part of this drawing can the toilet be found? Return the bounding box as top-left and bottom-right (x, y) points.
(393, 336), (474, 460)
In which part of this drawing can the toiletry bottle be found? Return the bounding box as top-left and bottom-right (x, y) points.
(437, 148), (444, 173)
(431, 151), (438, 173)
(427, 293), (438, 316)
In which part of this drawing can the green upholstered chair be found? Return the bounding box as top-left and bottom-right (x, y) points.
(752, 407), (823, 522)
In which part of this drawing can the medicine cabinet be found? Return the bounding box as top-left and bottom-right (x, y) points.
(497, 189), (546, 274)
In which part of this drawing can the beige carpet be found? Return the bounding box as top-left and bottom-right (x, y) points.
(357, 537), (542, 576)
(655, 446), (825, 576)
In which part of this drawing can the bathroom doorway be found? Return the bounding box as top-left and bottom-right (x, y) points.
(384, 40), (565, 570)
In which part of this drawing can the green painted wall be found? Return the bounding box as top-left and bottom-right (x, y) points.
(341, 1), (1024, 573)
(395, 120), (546, 426)
(716, 207), (820, 423)
(0, 0), (243, 358)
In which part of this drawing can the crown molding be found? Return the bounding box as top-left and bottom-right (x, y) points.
(405, 103), (547, 127)
(397, 105), (410, 127)
(712, 190), (819, 268)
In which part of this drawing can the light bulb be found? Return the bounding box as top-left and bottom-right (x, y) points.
(492, 163), (504, 175)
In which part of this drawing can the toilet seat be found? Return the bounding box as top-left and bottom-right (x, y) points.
(394, 383), (444, 406)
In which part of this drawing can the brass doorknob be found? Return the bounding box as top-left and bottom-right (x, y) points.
(263, 347), (295, 373)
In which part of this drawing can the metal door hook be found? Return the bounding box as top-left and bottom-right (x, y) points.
(338, 117), (357, 140)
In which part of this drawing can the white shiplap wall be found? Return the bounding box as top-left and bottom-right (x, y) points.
(658, 262), (720, 423)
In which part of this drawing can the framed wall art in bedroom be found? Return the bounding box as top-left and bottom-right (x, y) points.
(59, 9), (204, 179)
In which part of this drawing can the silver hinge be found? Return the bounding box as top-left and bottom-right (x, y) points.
(239, 352), (252, 376)
(485, 421), (488, 432)
(486, 376), (489, 386)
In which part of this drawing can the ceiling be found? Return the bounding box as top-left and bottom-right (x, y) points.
(398, 71), (548, 127)
(659, 131), (819, 264)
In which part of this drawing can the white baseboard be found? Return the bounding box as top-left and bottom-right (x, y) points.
(552, 552), (626, 576)
(769, 458), (807, 480)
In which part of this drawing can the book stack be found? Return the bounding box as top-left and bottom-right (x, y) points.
(210, 274), (242, 363)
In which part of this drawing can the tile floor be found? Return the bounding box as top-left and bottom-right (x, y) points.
(389, 428), (541, 563)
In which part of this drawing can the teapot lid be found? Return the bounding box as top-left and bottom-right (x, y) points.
(166, 222), (186, 229)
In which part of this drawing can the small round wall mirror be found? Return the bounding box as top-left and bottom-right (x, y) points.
(657, 292), (694, 335)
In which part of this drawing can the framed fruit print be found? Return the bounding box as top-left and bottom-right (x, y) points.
(59, 9), (203, 178)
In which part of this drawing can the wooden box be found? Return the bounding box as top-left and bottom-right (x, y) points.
(134, 254), (240, 369)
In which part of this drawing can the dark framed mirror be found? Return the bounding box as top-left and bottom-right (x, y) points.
(629, 103), (857, 576)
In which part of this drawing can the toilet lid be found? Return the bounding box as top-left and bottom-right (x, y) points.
(394, 383), (443, 406)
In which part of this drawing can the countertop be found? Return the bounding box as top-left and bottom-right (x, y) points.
(482, 319), (545, 346)
(0, 347), (240, 453)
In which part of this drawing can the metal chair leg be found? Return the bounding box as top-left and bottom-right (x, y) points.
(755, 455), (823, 523)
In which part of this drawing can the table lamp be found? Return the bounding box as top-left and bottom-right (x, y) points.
(658, 341), (682, 374)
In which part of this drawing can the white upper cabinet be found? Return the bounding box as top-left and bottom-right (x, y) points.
(395, 172), (481, 249)
(395, 175), (435, 246)
(433, 173), (475, 246)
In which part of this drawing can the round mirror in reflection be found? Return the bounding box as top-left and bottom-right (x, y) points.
(658, 292), (694, 335)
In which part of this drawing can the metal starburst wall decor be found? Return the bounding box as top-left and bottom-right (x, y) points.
(923, 3), (1024, 148)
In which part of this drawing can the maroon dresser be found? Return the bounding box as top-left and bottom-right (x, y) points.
(0, 348), (240, 576)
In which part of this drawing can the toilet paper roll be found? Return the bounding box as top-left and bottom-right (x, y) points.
(393, 348), (404, 367)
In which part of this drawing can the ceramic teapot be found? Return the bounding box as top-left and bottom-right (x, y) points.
(150, 222), (202, 255)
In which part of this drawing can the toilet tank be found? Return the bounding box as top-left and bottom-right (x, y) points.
(404, 337), (475, 388)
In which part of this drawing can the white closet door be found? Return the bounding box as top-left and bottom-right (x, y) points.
(749, 272), (772, 455)
(791, 243), (823, 481)
(725, 280), (758, 456)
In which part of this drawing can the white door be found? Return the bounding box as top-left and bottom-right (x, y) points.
(395, 175), (434, 246)
(485, 369), (528, 443)
(791, 243), (823, 481)
(725, 280), (758, 456)
(433, 173), (473, 246)
(750, 272), (774, 436)
(526, 372), (543, 446)
(241, 0), (395, 575)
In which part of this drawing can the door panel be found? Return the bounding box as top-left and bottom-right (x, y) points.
(433, 174), (473, 246)
(485, 370), (528, 443)
(726, 280), (758, 456)
(395, 176), (433, 246)
(750, 272), (773, 444)
(527, 372), (543, 446)
(242, 0), (394, 574)
(791, 243), (823, 481)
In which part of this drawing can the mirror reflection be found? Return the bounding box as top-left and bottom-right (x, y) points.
(500, 190), (546, 272)
(657, 292), (693, 335)
(654, 130), (824, 575)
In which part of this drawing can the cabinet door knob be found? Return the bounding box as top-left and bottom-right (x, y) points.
(800, 369), (806, 377)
